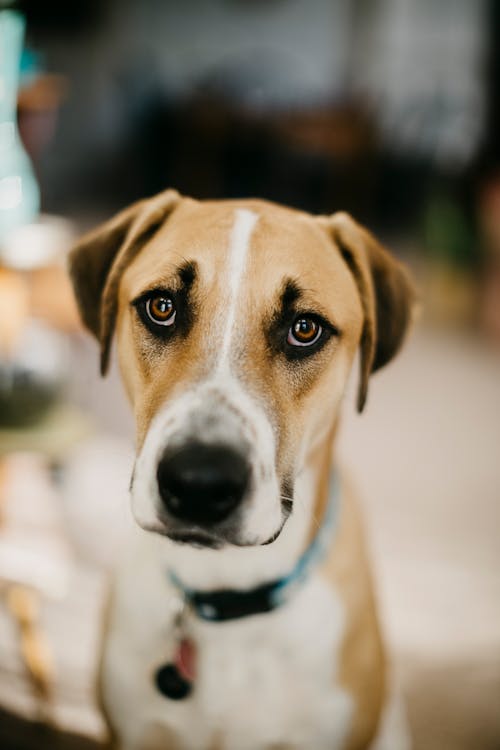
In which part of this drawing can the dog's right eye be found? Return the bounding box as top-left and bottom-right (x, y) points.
(145, 295), (176, 326)
(133, 290), (178, 334)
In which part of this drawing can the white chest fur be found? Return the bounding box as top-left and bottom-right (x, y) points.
(103, 531), (353, 750)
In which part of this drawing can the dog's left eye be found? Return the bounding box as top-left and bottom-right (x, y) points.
(287, 316), (322, 347)
(145, 295), (176, 326)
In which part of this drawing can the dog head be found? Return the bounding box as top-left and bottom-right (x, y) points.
(70, 190), (415, 548)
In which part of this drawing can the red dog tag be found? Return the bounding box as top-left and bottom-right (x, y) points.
(175, 637), (197, 682)
(155, 638), (196, 700)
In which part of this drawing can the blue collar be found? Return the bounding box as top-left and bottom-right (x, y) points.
(168, 473), (340, 622)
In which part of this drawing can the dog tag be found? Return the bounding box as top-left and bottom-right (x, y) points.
(175, 636), (197, 681)
(155, 662), (192, 700)
(155, 638), (196, 700)
(154, 587), (196, 701)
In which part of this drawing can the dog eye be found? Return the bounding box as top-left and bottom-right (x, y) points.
(145, 295), (176, 326)
(287, 317), (322, 347)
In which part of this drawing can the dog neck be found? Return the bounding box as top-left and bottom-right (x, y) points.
(159, 422), (338, 593)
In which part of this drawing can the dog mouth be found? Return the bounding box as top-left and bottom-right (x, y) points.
(141, 519), (287, 549)
(260, 520), (286, 545)
(166, 530), (223, 549)
(137, 488), (292, 549)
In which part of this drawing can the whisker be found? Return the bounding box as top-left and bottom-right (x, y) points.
(291, 491), (323, 535)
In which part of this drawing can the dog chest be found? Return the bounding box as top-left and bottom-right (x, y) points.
(104, 569), (354, 750)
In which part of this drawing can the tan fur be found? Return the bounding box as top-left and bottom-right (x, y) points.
(306, 425), (385, 749)
(135, 722), (182, 750)
(115, 199), (365, 457)
(322, 478), (386, 750)
(69, 192), (415, 749)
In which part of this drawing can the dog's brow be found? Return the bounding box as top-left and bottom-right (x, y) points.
(265, 279), (303, 335)
(274, 278), (341, 336)
(131, 260), (197, 302)
(280, 279), (302, 314)
(178, 260), (197, 289)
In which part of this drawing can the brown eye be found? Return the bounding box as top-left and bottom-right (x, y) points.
(287, 317), (322, 347)
(146, 295), (176, 326)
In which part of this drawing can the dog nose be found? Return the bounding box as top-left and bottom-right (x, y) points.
(157, 443), (250, 524)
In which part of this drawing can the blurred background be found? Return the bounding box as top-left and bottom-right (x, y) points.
(0, 1), (499, 748)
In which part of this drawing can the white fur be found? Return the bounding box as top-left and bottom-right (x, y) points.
(217, 209), (258, 371)
(131, 376), (283, 550)
(104, 525), (352, 750)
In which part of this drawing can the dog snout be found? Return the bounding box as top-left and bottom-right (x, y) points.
(157, 442), (250, 525)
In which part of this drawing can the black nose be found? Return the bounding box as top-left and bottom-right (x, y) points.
(157, 443), (250, 525)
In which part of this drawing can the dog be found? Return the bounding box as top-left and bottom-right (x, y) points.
(69, 190), (415, 750)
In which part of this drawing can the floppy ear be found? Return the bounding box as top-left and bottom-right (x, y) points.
(322, 212), (416, 412)
(69, 189), (180, 375)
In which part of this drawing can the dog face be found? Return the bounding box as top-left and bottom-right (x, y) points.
(70, 191), (414, 548)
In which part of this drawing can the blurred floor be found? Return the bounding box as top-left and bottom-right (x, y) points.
(338, 325), (500, 750)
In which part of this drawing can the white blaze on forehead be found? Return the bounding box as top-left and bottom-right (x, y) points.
(217, 208), (258, 370)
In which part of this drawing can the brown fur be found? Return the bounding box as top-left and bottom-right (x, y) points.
(319, 213), (416, 411)
(69, 189), (181, 374)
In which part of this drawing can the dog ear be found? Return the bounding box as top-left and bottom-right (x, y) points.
(322, 212), (416, 412)
(69, 189), (180, 375)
